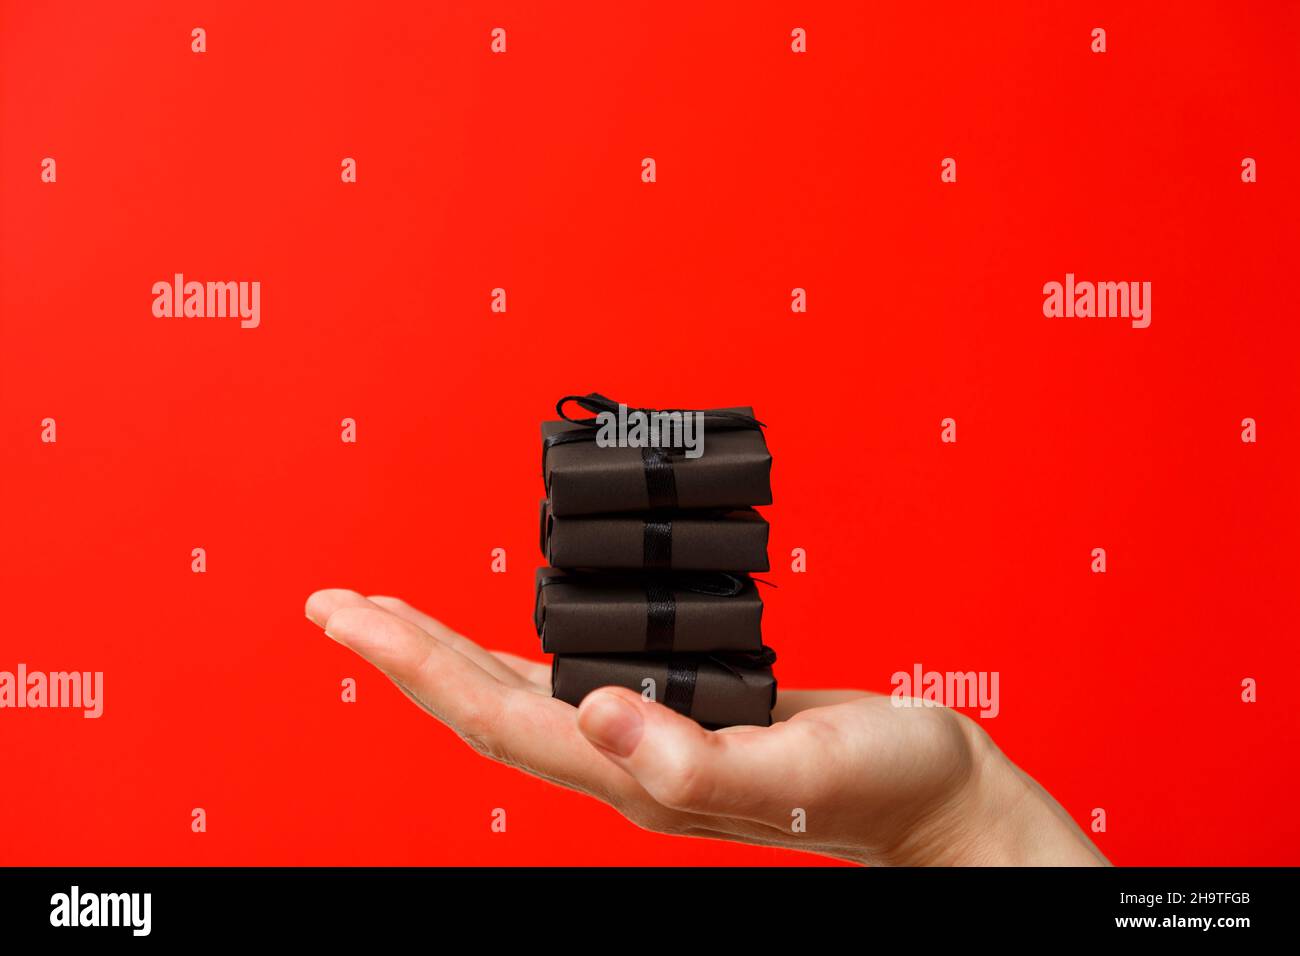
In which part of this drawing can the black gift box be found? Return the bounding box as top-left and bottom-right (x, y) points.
(535, 567), (764, 654)
(540, 500), (770, 572)
(551, 646), (778, 728)
(541, 406), (773, 517)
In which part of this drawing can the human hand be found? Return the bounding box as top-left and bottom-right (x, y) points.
(305, 588), (1108, 866)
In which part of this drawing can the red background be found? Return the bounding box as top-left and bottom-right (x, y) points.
(2, 1), (1298, 866)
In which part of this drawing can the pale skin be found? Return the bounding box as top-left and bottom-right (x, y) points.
(305, 589), (1109, 866)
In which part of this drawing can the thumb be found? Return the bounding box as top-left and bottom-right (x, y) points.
(576, 687), (801, 822)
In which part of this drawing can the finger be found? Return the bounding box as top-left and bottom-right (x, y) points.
(365, 594), (538, 690)
(575, 686), (828, 824)
(306, 587), (364, 628)
(364, 594), (460, 640)
(489, 650), (552, 690)
(313, 597), (810, 844)
(322, 605), (510, 731)
(319, 605), (647, 803)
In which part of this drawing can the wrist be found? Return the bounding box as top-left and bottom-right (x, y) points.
(875, 718), (1108, 867)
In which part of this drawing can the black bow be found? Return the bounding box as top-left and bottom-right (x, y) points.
(556, 393), (765, 431)
(542, 392), (764, 477)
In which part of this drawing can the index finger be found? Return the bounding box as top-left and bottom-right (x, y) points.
(316, 602), (642, 806)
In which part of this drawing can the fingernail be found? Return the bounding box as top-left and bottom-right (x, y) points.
(322, 612), (347, 644)
(305, 594), (330, 628)
(580, 692), (644, 757)
(306, 589), (355, 628)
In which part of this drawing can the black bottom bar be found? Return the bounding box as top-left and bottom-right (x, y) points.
(0, 866), (1289, 941)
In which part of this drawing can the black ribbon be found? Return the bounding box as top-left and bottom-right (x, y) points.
(662, 660), (698, 716)
(643, 573), (751, 652)
(644, 579), (675, 652)
(664, 647), (777, 718)
(541, 393), (765, 511)
(535, 571), (750, 653)
(641, 447), (678, 510)
(643, 518), (672, 570)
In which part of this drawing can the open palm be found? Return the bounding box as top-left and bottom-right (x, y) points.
(305, 588), (1105, 866)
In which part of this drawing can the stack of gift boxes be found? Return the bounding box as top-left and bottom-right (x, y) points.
(536, 394), (777, 728)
